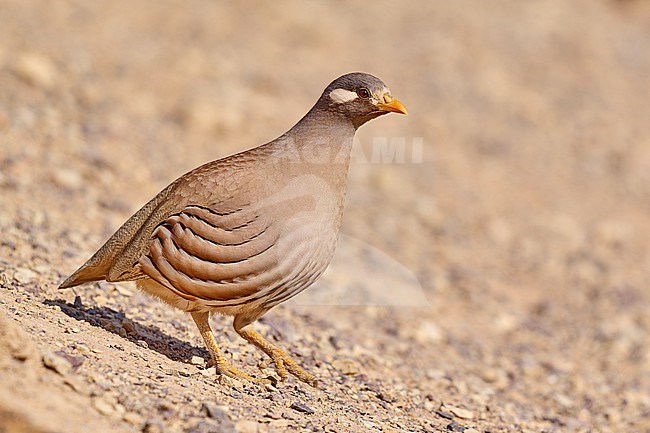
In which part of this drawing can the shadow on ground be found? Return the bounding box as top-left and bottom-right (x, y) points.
(44, 298), (208, 363)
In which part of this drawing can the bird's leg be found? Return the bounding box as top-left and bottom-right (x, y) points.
(190, 312), (269, 384)
(235, 324), (318, 387)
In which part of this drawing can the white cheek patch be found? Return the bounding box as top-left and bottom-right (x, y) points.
(329, 88), (358, 104)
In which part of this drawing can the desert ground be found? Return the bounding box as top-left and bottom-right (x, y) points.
(1, 1), (650, 432)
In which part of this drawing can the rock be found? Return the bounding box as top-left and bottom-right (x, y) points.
(426, 369), (446, 380)
(234, 419), (258, 433)
(415, 320), (444, 343)
(11, 53), (58, 89)
(445, 405), (474, 420)
(177, 368), (192, 377)
(191, 355), (205, 366)
(554, 393), (573, 408)
(605, 409), (622, 423)
(13, 267), (39, 284)
(0, 272), (10, 288)
(123, 412), (144, 426)
(42, 351), (73, 375)
(263, 410), (283, 420)
(331, 358), (360, 375)
(92, 396), (117, 416)
(493, 313), (519, 333)
(290, 402), (315, 414)
(376, 390), (397, 403)
(446, 421), (464, 432)
(56, 351), (84, 370)
(198, 403), (235, 433)
(64, 376), (89, 395)
(201, 402), (229, 421)
(143, 419), (166, 433)
(50, 168), (83, 190)
(121, 320), (137, 336)
(198, 367), (216, 377)
(481, 368), (509, 389)
(0, 313), (38, 363)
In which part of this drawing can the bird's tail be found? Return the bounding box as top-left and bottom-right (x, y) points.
(58, 255), (110, 289)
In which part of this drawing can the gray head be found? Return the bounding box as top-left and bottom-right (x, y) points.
(316, 72), (407, 129)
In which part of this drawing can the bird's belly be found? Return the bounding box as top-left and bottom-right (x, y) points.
(264, 212), (339, 304)
(244, 173), (344, 308)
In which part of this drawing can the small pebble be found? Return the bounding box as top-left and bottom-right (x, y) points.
(229, 390), (244, 399)
(198, 367), (216, 377)
(13, 267), (39, 284)
(290, 402), (315, 414)
(201, 402), (229, 421)
(51, 168), (83, 190)
(121, 320), (137, 335)
(331, 358), (360, 375)
(446, 421), (464, 432)
(143, 419), (165, 433)
(263, 410), (282, 420)
(42, 351), (73, 375)
(11, 53), (58, 89)
(191, 355), (205, 365)
(64, 376), (89, 395)
(92, 396), (116, 416)
(446, 405), (474, 420)
(123, 412), (143, 426)
(415, 320), (444, 343)
(56, 350), (84, 370)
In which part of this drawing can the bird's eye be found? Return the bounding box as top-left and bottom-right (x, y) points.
(357, 88), (371, 99)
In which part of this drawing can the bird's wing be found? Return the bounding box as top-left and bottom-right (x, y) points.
(138, 203), (282, 305)
(60, 154), (261, 288)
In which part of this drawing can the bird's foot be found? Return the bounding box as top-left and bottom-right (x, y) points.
(210, 358), (270, 384)
(266, 348), (318, 387)
(236, 326), (318, 387)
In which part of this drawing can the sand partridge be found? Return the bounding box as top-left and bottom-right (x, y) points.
(60, 72), (407, 386)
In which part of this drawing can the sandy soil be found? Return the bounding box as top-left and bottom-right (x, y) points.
(1, 1), (650, 432)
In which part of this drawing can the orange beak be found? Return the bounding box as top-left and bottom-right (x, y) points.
(377, 94), (408, 115)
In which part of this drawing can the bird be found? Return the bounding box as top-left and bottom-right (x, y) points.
(59, 72), (407, 386)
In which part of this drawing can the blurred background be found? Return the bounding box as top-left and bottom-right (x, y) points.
(1, 1), (649, 432)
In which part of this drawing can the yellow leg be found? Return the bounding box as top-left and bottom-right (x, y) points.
(236, 326), (318, 387)
(190, 312), (269, 384)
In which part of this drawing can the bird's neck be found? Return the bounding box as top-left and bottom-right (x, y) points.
(258, 105), (354, 199)
(286, 103), (357, 166)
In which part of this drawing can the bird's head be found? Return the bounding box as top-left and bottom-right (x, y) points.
(322, 72), (407, 128)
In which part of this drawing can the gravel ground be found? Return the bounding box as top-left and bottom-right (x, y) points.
(1, 1), (650, 432)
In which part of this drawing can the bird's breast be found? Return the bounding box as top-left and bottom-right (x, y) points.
(139, 172), (346, 311)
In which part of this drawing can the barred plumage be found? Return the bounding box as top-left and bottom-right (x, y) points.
(59, 73), (407, 386)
